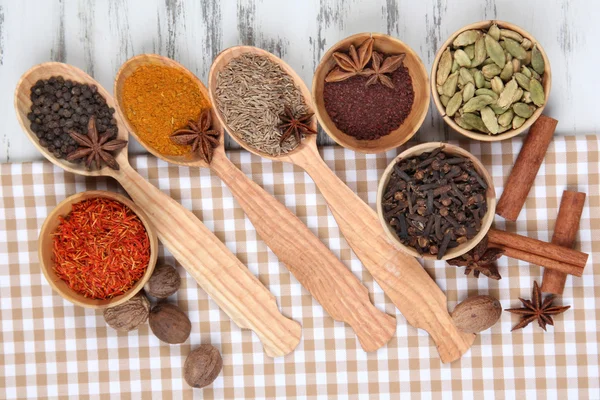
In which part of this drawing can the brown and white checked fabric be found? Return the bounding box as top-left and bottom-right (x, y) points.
(1, 136), (599, 399)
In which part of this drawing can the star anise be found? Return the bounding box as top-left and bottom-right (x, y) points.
(506, 281), (570, 331)
(277, 105), (317, 146)
(363, 52), (406, 89)
(66, 116), (127, 170)
(325, 37), (374, 83)
(447, 236), (504, 280)
(170, 109), (220, 163)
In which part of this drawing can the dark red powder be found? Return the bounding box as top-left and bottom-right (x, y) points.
(323, 66), (414, 140)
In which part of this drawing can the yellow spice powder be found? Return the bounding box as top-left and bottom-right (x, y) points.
(122, 64), (211, 156)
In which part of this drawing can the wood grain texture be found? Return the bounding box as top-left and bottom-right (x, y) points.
(114, 53), (396, 352)
(208, 46), (474, 363)
(15, 62), (301, 357)
(38, 190), (158, 309)
(541, 191), (586, 294)
(1, 0), (599, 163)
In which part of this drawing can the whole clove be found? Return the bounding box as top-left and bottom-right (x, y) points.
(382, 148), (488, 259)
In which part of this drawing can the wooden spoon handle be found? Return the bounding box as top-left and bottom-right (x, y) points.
(111, 163), (301, 357)
(293, 147), (474, 363)
(210, 150), (396, 352)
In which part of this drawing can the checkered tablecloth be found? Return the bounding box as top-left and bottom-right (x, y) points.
(1, 136), (599, 399)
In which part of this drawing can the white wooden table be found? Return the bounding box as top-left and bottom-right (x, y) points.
(1, 0), (598, 163)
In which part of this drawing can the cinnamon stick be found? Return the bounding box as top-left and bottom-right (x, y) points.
(541, 191), (586, 294)
(487, 228), (588, 268)
(496, 115), (558, 221)
(493, 245), (584, 277)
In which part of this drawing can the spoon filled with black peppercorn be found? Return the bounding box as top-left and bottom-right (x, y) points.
(15, 62), (303, 358)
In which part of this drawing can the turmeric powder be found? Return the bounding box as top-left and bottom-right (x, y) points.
(121, 64), (211, 156)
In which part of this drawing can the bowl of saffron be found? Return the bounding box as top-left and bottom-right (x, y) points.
(38, 190), (158, 309)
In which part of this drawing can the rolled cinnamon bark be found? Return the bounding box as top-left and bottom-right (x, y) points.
(541, 191), (586, 294)
(496, 115), (558, 221)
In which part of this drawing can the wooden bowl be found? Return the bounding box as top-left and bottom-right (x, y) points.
(312, 32), (430, 154)
(376, 142), (496, 260)
(14, 62), (129, 176)
(38, 190), (158, 309)
(431, 20), (552, 141)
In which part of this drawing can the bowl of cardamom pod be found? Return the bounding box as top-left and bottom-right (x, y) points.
(431, 20), (551, 141)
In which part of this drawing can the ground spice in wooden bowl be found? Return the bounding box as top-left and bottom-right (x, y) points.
(38, 191), (157, 308)
(120, 64), (211, 156)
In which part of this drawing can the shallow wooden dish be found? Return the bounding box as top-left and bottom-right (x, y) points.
(376, 142), (496, 260)
(312, 32), (430, 154)
(431, 20), (552, 141)
(38, 190), (158, 309)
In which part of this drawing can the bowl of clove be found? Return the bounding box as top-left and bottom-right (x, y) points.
(377, 142), (496, 260)
(431, 20), (551, 141)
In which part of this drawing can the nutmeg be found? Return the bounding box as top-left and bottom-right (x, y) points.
(451, 295), (502, 333)
(103, 291), (150, 332)
(184, 345), (223, 389)
(149, 302), (191, 344)
(144, 264), (181, 299)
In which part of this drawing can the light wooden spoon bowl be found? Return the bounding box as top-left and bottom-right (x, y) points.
(209, 46), (475, 363)
(15, 62), (301, 357)
(38, 190), (158, 309)
(114, 54), (396, 352)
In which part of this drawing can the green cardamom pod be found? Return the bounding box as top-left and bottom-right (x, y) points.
(485, 34), (506, 68)
(455, 115), (474, 130)
(480, 106), (499, 134)
(462, 113), (489, 133)
(451, 59), (460, 73)
(474, 70), (485, 88)
(523, 50), (532, 66)
(513, 102), (535, 118)
(440, 94), (450, 107)
(497, 78), (518, 109)
(484, 80), (492, 89)
(530, 69), (541, 81)
(482, 57), (496, 66)
(521, 38), (533, 50)
(504, 38), (527, 60)
(522, 91), (533, 104)
(497, 109), (514, 127)
(500, 29), (523, 42)
(459, 68), (475, 86)
(482, 63), (502, 79)
(531, 45), (545, 75)
(491, 76), (504, 94)
(453, 30), (481, 47)
(475, 88), (499, 100)
(520, 66), (532, 78)
(529, 79), (545, 106)
(488, 24), (501, 41)
(446, 92), (463, 117)
(462, 95), (495, 113)
(500, 61), (514, 81)
(442, 71), (459, 97)
(464, 44), (475, 59)
(491, 104), (508, 115)
(454, 49), (472, 67)
(514, 72), (531, 91)
(512, 59), (521, 74)
(471, 36), (487, 67)
(463, 82), (475, 102)
(512, 88), (524, 104)
(512, 115), (526, 129)
(436, 48), (453, 86)
(498, 124), (512, 133)
(437, 85), (444, 95)
(505, 51), (513, 62)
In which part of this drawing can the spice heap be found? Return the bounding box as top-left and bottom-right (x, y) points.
(214, 53), (315, 156)
(121, 65), (212, 156)
(436, 23), (546, 134)
(27, 76), (122, 166)
(381, 147), (488, 259)
(323, 37), (414, 140)
(53, 197), (150, 299)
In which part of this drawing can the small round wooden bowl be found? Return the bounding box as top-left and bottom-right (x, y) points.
(312, 32), (430, 154)
(431, 20), (552, 141)
(376, 142), (496, 260)
(38, 190), (158, 309)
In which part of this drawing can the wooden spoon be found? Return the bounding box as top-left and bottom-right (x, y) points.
(208, 46), (475, 363)
(14, 62), (300, 357)
(113, 54), (396, 352)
